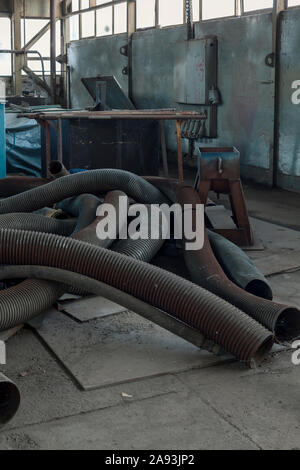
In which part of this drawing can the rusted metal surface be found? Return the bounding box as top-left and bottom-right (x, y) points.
(176, 120), (184, 182)
(197, 147), (253, 247)
(19, 110), (207, 121)
(0, 176), (51, 197)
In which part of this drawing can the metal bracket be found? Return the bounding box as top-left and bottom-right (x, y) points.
(265, 52), (275, 68)
(120, 45), (129, 57)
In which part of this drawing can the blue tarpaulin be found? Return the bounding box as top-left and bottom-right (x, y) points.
(5, 112), (41, 177)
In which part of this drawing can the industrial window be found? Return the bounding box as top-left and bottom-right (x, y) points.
(0, 17), (11, 76)
(70, 14), (80, 40)
(21, 20), (61, 76)
(136, 0), (155, 29)
(114, 3), (127, 34)
(72, 0), (79, 11)
(95, 0), (127, 37)
(243, 0), (273, 12)
(159, 0), (184, 27)
(81, 10), (95, 37)
(202, 0), (235, 20)
(96, 5), (113, 36)
(21, 19), (49, 47)
(288, 0), (300, 6)
(81, 0), (90, 9)
(192, 1), (200, 22)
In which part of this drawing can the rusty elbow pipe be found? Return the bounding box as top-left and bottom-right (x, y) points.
(49, 161), (70, 179)
(0, 372), (20, 425)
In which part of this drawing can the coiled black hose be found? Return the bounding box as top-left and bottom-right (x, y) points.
(0, 169), (168, 214)
(0, 228), (274, 366)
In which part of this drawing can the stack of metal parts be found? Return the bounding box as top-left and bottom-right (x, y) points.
(0, 166), (299, 425)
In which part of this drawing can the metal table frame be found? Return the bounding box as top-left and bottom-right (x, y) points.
(19, 109), (206, 180)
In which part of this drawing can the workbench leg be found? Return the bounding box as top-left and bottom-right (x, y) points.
(160, 121), (169, 178)
(57, 118), (63, 163)
(176, 120), (184, 182)
(45, 122), (52, 178)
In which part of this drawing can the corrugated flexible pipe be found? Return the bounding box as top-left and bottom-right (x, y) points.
(145, 178), (300, 342)
(0, 213), (75, 236)
(0, 265), (224, 356)
(72, 190), (128, 248)
(0, 228), (274, 366)
(176, 186), (300, 342)
(0, 191), (128, 329)
(111, 204), (165, 262)
(0, 169), (168, 214)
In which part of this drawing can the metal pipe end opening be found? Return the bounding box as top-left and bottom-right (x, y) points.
(275, 307), (300, 342)
(0, 373), (21, 425)
(245, 280), (273, 301)
(249, 335), (274, 368)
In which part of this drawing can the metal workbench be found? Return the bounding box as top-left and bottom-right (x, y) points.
(19, 109), (207, 180)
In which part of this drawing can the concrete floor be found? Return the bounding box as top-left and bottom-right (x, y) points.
(0, 181), (300, 450)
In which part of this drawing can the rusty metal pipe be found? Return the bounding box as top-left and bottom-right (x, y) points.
(0, 372), (21, 425)
(49, 160), (70, 178)
(0, 176), (51, 197)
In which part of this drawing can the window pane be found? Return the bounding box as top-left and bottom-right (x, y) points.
(72, 0), (79, 11)
(288, 0), (300, 5)
(159, 0), (184, 26)
(81, 10), (95, 37)
(114, 3), (127, 34)
(193, 0), (200, 21)
(243, 0), (272, 11)
(96, 6), (113, 36)
(21, 19), (49, 47)
(0, 18), (11, 76)
(70, 14), (79, 40)
(96, 0), (111, 4)
(28, 21), (61, 57)
(81, 0), (89, 9)
(137, 0), (155, 28)
(0, 54), (11, 76)
(202, 0), (235, 19)
(27, 60), (50, 75)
